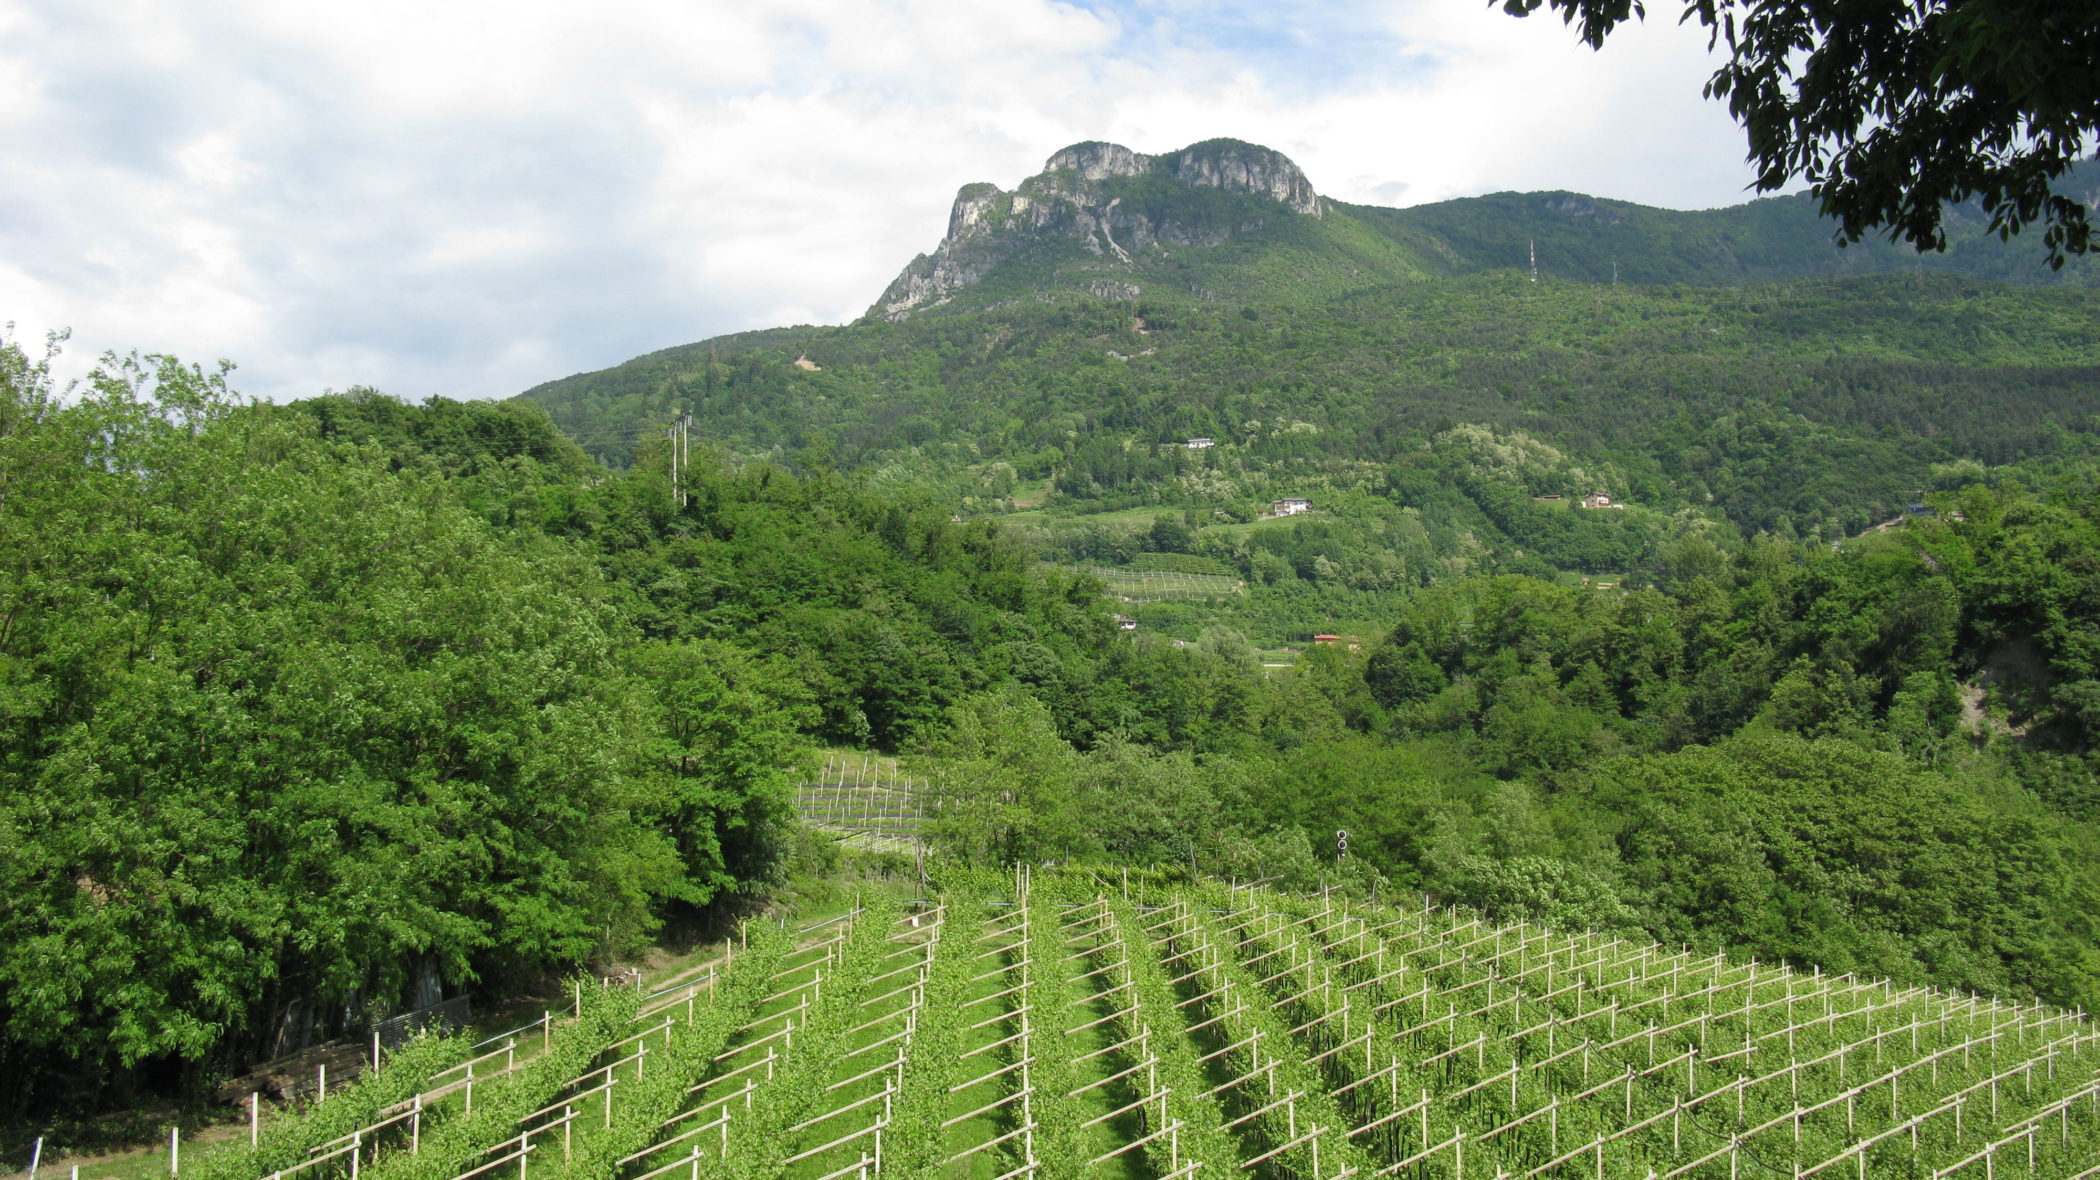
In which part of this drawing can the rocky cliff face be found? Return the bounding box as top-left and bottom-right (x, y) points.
(870, 138), (1323, 321)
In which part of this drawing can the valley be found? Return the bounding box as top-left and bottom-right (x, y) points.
(10, 138), (2100, 1176)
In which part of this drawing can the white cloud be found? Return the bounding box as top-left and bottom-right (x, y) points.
(0, 0), (1766, 403)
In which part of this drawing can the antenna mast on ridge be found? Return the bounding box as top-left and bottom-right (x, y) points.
(1529, 238), (1538, 284)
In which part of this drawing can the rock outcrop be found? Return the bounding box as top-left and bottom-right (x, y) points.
(869, 138), (1323, 321)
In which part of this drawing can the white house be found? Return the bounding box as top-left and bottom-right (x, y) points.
(1272, 498), (1311, 516)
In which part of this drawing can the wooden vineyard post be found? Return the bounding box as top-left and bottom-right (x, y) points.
(250, 1091), (259, 1146)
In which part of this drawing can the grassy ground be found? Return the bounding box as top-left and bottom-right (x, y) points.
(1200, 511), (1325, 536)
(1002, 504), (1171, 527)
(7, 1124), (245, 1180)
(1005, 479), (1053, 509)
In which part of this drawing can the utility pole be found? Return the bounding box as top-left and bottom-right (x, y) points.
(668, 411), (692, 508)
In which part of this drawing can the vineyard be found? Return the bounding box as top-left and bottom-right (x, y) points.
(797, 757), (928, 855)
(1075, 567), (1245, 603)
(201, 869), (2100, 1179)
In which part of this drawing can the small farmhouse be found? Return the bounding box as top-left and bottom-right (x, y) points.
(1185, 437), (1215, 449)
(1272, 497), (1311, 516)
(1578, 493), (1624, 510)
(1113, 616), (1138, 631)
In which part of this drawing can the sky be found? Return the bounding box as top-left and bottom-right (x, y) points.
(0, 0), (1764, 403)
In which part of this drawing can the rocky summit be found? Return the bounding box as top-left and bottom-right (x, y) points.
(870, 139), (1327, 321)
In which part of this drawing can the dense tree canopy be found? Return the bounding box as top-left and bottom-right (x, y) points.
(0, 345), (805, 1109)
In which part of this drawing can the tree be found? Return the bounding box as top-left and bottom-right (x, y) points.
(1502, 0), (2100, 265)
(924, 687), (1089, 864)
(0, 345), (712, 1103)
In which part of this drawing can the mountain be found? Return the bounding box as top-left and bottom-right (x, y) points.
(858, 138), (2096, 322)
(517, 138), (2100, 599)
(868, 138), (1431, 317)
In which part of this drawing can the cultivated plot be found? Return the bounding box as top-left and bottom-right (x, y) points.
(206, 871), (2100, 1178)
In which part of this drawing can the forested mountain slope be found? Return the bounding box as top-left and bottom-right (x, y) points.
(520, 141), (2100, 555)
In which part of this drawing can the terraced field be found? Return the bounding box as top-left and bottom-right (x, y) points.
(207, 871), (2100, 1178)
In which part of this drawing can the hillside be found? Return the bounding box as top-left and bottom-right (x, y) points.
(1358, 177), (2100, 289)
(518, 143), (2100, 585)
